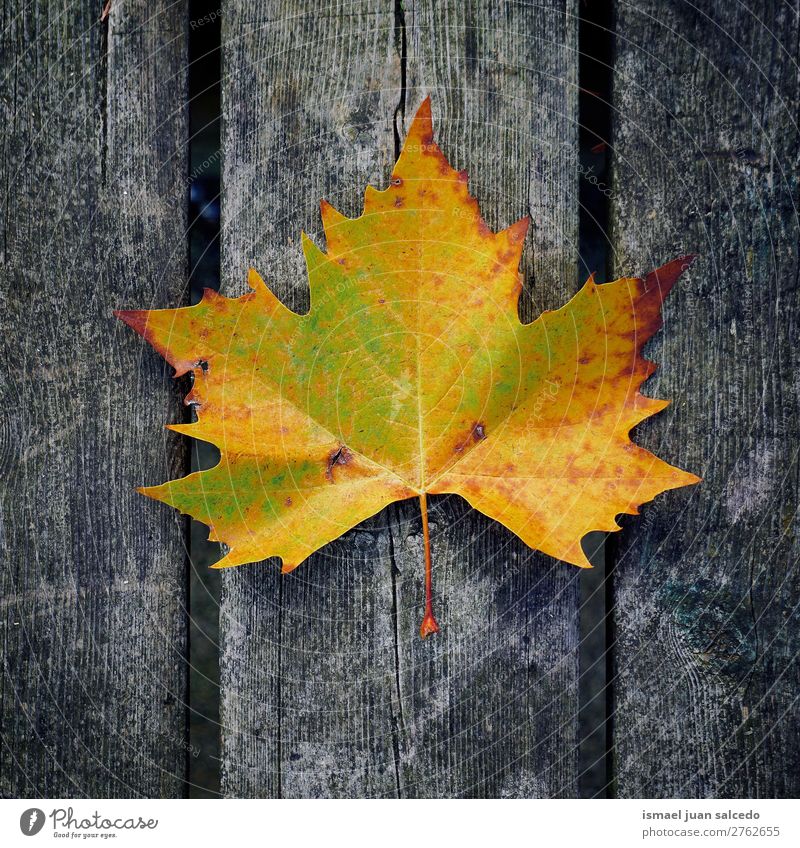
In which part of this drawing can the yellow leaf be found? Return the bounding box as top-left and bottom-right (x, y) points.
(117, 98), (700, 636)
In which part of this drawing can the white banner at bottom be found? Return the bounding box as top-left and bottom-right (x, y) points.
(1, 798), (798, 848)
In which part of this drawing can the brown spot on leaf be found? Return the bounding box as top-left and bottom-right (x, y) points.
(454, 422), (487, 454)
(285, 497), (293, 506)
(325, 445), (353, 482)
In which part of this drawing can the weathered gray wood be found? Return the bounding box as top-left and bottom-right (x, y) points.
(220, 0), (580, 798)
(219, 0), (404, 799)
(390, 0), (581, 798)
(0, 2), (189, 796)
(610, 0), (800, 797)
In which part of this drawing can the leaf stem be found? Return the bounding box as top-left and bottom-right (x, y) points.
(418, 493), (440, 638)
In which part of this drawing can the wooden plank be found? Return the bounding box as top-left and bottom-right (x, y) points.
(219, 0), (404, 799)
(220, 0), (581, 797)
(390, 0), (581, 798)
(0, 1), (189, 796)
(609, 0), (800, 797)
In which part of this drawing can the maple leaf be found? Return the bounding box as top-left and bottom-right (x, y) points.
(117, 98), (700, 637)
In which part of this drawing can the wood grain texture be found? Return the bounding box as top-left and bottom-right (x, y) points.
(219, 0), (404, 799)
(0, 1), (189, 796)
(609, 0), (800, 797)
(219, 0), (581, 797)
(394, 0), (581, 798)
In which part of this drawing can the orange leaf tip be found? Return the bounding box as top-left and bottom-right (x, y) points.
(407, 95), (434, 146)
(644, 254), (697, 298)
(113, 309), (150, 337)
